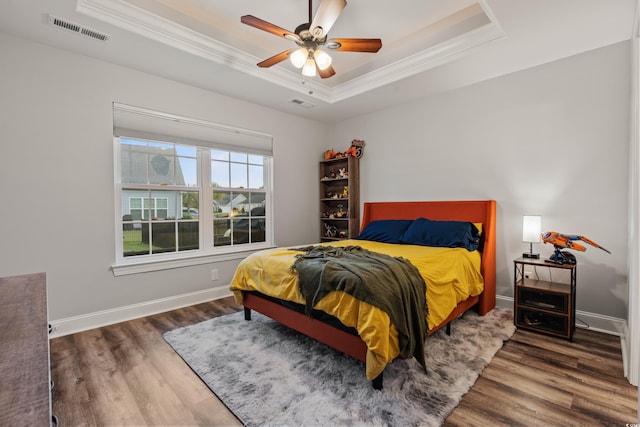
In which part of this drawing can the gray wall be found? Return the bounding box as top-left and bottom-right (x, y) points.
(328, 41), (631, 319)
(0, 33), (325, 320)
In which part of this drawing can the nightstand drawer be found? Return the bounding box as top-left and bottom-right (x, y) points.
(516, 308), (569, 337)
(517, 286), (568, 314)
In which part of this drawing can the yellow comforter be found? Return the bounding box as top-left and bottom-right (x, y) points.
(229, 239), (484, 380)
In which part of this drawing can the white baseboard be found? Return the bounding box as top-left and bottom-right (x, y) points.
(496, 295), (627, 336)
(620, 323), (632, 384)
(49, 286), (234, 338)
(50, 291), (628, 344)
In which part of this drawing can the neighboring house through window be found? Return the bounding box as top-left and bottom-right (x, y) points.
(112, 103), (273, 274)
(127, 196), (169, 221)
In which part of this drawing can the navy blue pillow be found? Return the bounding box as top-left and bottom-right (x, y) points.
(399, 218), (480, 251)
(356, 219), (413, 244)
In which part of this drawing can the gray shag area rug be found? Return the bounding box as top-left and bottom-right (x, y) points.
(164, 307), (515, 427)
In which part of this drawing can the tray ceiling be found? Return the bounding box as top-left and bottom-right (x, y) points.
(0, 0), (635, 122)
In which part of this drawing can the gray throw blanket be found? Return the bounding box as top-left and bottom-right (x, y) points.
(291, 245), (428, 371)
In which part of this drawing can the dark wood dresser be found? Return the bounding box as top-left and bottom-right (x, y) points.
(0, 273), (54, 426)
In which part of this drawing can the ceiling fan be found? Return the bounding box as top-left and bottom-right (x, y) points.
(241, 0), (382, 79)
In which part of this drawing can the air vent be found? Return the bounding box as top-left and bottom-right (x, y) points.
(47, 14), (110, 42)
(289, 99), (315, 109)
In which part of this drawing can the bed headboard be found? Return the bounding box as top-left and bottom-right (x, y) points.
(360, 200), (496, 315)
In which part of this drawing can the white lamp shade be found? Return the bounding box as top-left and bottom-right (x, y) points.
(313, 49), (332, 70)
(290, 48), (308, 68)
(522, 215), (542, 243)
(301, 57), (317, 77)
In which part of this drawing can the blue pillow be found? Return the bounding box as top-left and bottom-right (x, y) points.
(399, 218), (480, 251)
(356, 219), (413, 244)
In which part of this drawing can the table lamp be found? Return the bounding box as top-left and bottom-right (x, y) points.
(522, 215), (541, 259)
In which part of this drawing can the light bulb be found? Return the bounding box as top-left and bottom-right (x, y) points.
(302, 57), (317, 77)
(313, 49), (332, 70)
(289, 48), (308, 69)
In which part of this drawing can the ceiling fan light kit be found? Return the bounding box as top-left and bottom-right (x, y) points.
(302, 56), (317, 77)
(313, 49), (332, 70)
(290, 47), (308, 68)
(289, 47), (330, 77)
(241, 0), (382, 79)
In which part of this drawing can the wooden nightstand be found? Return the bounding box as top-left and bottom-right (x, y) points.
(513, 257), (577, 341)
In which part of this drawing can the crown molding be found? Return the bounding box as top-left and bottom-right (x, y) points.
(77, 0), (503, 104)
(76, 0), (333, 101)
(333, 22), (505, 102)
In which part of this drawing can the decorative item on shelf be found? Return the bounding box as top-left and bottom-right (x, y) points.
(542, 231), (611, 265)
(325, 191), (333, 198)
(330, 167), (337, 178)
(342, 186), (348, 198)
(522, 215), (542, 259)
(324, 223), (337, 238)
(322, 139), (366, 160)
(324, 149), (337, 160)
(350, 139), (365, 158)
(338, 230), (347, 238)
(338, 168), (348, 178)
(335, 204), (345, 218)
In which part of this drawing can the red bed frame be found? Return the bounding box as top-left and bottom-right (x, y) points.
(242, 200), (496, 388)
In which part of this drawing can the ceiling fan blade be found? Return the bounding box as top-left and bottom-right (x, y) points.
(257, 49), (295, 68)
(310, 0), (346, 39)
(241, 15), (299, 41)
(327, 38), (382, 53)
(317, 65), (336, 79)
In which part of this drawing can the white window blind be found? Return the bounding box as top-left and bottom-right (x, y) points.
(113, 103), (273, 156)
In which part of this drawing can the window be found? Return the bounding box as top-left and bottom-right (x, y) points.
(113, 103), (273, 269)
(211, 150), (267, 247)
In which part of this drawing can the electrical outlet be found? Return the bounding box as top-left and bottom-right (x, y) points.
(211, 269), (218, 281)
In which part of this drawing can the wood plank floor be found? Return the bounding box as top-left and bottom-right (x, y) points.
(50, 297), (638, 426)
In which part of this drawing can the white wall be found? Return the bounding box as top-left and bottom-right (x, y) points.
(328, 41), (631, 320)
(0, 33), (325, 323)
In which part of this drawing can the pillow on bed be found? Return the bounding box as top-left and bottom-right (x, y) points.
(356, 219), (413, 244)
(474, 223), (483, 236)
(398, 218), (481, 251)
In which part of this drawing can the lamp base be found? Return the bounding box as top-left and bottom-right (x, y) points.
(522, 252), (540, 259)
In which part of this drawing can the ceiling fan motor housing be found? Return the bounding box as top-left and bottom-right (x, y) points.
(294, 23), (313, 40)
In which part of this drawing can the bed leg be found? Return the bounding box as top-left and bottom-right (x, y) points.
(244, 306), (251, 321)
(372, 372), (383, 390)
(446, 323), (451, 336)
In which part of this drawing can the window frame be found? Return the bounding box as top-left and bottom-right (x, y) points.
(112, 133), (274, 276)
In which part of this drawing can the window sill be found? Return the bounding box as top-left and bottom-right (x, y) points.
(111, 245), (274, 276)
